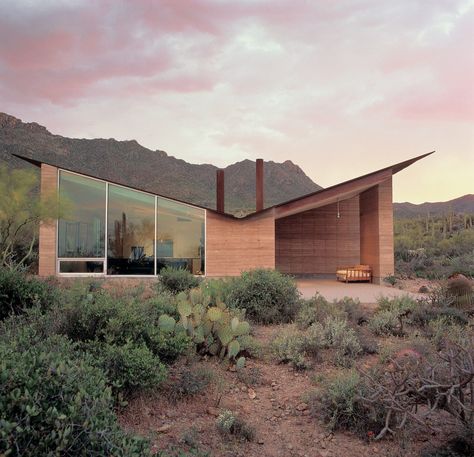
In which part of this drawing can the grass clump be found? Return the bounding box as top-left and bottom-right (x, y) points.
(225, 268), (300, 324)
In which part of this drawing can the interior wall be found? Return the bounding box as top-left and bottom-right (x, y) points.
(206, 210), (275, 276)
(275, 196), (360, 275)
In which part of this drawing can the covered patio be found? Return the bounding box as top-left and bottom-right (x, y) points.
(274, 153), (434, 284)
(297, 278), (421, 303)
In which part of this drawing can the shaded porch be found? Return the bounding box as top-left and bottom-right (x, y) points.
(275, 178), (395, 284)
(297, 278), (421, 303)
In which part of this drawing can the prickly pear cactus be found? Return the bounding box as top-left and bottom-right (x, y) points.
(159, 291), (252, 361)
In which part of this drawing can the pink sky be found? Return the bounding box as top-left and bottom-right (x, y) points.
(1, 0), (473, 203)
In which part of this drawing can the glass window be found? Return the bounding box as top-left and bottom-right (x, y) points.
(58, 172), (106, 258)
(107, 185), (155, 275)
(59, 260), (104, 273)
(157, 198), (205, 275)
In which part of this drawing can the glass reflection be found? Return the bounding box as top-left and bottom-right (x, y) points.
(107, 185), (155, 275)
(58, 172), (106, 258)
(157, 198), (205, 275)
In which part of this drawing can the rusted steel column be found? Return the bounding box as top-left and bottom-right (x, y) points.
(256, 158), (264, 212)
(216, 169), (225, 213)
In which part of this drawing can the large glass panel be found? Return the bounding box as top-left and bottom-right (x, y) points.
(58, 172), (106, 258)
(107, 185), (155, 275)
(157, 198), (205, 275)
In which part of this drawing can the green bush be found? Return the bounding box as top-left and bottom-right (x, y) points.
(160, 266), (201, 294)
(87, 340), (167, 397)
(271, 327), (309, 369)
(225, 269), (300, 324)
(0, 268), (58, 320)
(0, 333), (150, 456)
(49, 288), (190, 363)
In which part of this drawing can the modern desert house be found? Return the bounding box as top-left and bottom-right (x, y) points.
(16, 152), (432, 284)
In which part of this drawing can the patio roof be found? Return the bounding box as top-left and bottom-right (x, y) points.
(271, 151), (434, 219)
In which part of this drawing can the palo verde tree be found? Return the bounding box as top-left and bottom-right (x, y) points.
(0, 165), (60, 270)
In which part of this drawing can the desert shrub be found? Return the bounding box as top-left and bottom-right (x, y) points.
(86, 340), (167, 397)
(0, 268), (59, 320)
(296, 293), (344, 328)
(377, 295), (419, 314)
(306, 316), (361, 366)
(338, 296), (367, 324)
(447, 275), (473, 297)
(157, 448), (210, 457)
(49, 288), (190, 363)
(271, 327), (308, 369)
(358, 339), (474, 441)
(237, 334), (263, 358)
(160, 266), (201, 293)
(216, 410), (255, 442)
(378, 336), (436, 365)
(168, 366), (214, 402)
(384, 274), (398, 286)
(309, 370), (383, 434)
(369, 309), (402, 336)
(411, 302), (469, 328)
(237, 366), (262, 387)
(225, 269), (300, 324)
(357, 332), (379, 355)
(369, 296), (420, 336)
(427, 317), (469, 350)
(0, 333), (150, 456)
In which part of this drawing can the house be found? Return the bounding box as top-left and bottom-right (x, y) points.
(16, 151), (433, 284)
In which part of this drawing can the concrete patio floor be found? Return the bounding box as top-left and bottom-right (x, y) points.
(297, 278), (420, 303)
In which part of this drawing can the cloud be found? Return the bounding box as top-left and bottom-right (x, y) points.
(0, 0), (473, 203)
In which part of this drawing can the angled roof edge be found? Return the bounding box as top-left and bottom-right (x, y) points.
(12, 150), (434, 221)
(11, 152), (236, 219)
(274, 151), (434, 209)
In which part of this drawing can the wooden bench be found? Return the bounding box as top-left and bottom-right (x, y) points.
(336, 265), (372, 283)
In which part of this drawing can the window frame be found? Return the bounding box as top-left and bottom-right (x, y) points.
(56, 168), (206, 277)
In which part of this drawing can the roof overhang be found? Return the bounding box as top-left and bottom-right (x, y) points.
(273, 151), (434, 219)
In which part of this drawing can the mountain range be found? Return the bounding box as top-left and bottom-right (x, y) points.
(0, 113), (320, 214)
(393, 194), (474, 218)
(1, 112), (473, 217)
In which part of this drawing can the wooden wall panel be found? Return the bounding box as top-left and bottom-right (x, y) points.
(206, 210), (275, 277)
(360, 178), (394, 284)
(38, 164), (57, 277)
(275, 196), (360, 275)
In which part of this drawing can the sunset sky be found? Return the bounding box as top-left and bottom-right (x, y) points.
(1, 0), (473, 203)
